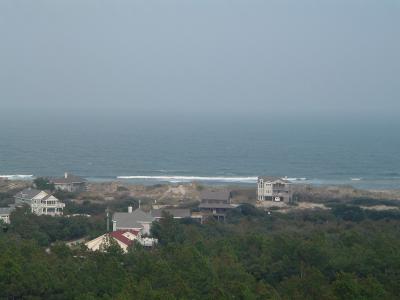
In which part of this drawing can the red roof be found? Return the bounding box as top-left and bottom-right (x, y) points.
(109, 230), (140, 246)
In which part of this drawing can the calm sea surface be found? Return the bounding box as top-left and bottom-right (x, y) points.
(0, 115), (399, 190)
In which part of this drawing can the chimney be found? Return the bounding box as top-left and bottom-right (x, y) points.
(128, 206), (133, 213)
(64, 172), (68, 179)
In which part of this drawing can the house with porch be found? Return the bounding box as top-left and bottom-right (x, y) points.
(0, 205), (15, 224)
(85, 229), (157, 253)
(50, 173), (87, 193)
(198, 190), (234, 221)
(257, 176), (292, 203)
(14, 188), (65, 216)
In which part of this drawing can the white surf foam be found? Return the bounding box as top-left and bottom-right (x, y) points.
(0, 174), (34, 180)
(285, 177), (308, 181)
(117, 175), (258, 183)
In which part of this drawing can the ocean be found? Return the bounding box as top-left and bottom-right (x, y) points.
(0, 115), (399, 190)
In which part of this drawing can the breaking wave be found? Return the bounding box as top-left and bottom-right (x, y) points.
(285, 177), (308, 181)
(117, 175), (308, 183)
(117, 175), (258, 183)
(0, 174), (34, 180)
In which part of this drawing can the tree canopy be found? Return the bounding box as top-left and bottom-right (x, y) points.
(1, 204), (400, 299)
(33, 177), (55, 191)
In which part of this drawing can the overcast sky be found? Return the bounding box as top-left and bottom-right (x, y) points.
(0, 0), (399, 120)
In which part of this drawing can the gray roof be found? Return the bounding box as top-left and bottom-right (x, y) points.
(14, 189), (58, 200)
(200, 190), (231, 201)
(258, 176), (291, 183)
(113, 209), (154, 229)
(51, 174), (86, 184)
(151, 208), (191, 218)
(15, 188), (42, 199)
(199, 203), (234, 209)
(0, 205), (16, 215)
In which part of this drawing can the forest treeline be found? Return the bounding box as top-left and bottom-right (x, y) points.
(1, 204), (400, 299)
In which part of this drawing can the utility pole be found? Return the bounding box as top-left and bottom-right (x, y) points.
(106, 208), (110, 232)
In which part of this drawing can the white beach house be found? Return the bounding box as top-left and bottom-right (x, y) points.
(257, 176), (292, 203)
(14, 188), (65, 216)
(0, 205), (15, 224)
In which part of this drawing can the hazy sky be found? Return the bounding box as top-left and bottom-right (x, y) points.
(0, 0), (399, 119)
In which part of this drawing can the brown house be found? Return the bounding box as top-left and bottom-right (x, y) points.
(50, 173), (87, 193)
(198, 190), (234, 221)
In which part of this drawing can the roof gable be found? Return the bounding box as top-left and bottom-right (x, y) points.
(259, 176), (291, 184)
(200, 190), (231, 201)
(15, 188), (52, 200)
(110, 230), (140, 246)
(42, 195), (61, 202)
(15, 188), (42, 199)
(51, 174), (86, 184)
(113, 209), (154, 229)
(33, 191), (50, 200)
(0, 206), (15, 214)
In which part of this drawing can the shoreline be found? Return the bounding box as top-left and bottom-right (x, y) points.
(1, 174), (400, 191)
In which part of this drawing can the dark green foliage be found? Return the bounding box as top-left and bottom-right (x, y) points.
(331, 204), (400, 222)
(64, 199), (108, 215)
(332, 205), (366, 222)
(64, 197), (140, 215)
(332, 272), (388, 300)
(0, 192), (14, 207)
(350, 197), (400, 207)
(150, 212), (185, 244)
(53, 190), (79, 201)
(237, 203), (266, 217)
(1, 204), (400, 299)
(8, 206), (105, 245)
(365, 209), (400, 220)
(33, 177), (55, 191)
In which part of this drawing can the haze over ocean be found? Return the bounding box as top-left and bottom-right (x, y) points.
(1, 1), (399, 189)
